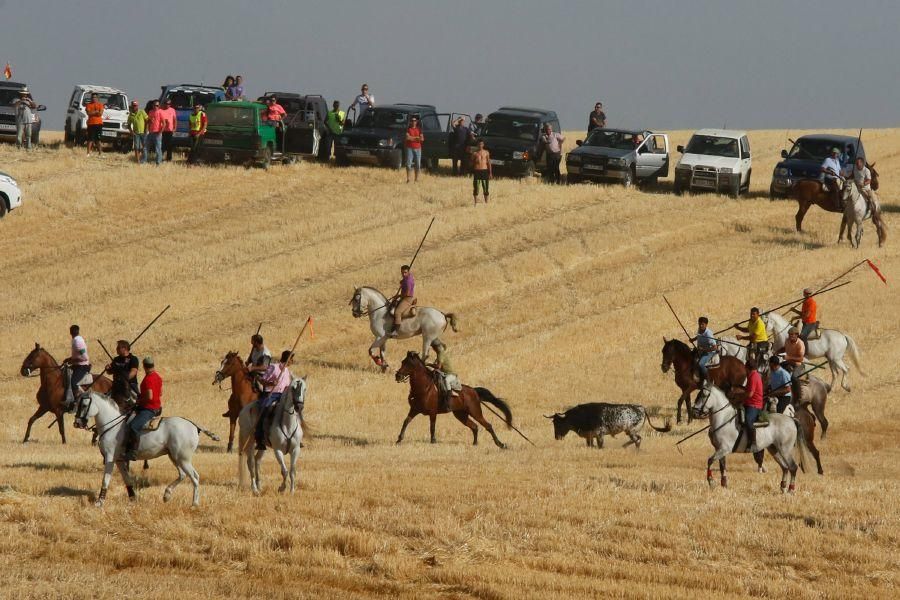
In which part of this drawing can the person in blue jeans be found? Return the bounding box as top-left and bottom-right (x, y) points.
(691, 316), (719, 384)
(405, 116), (424, 183)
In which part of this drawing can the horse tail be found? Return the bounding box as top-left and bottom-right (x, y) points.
(443, 312), (460, 333)
(184, 419), (221, 442)
(644, 412), (672, 433)
(794, 418), (810, 475)
(475, 387), (513, 428)
(844, 334), (865, 376)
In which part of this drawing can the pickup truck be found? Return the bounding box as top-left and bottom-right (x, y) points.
(159, 84), (226, 148)
(566, 128), (670, 186)
(64, 84), (130, 149)
(0, 81), (46, 146)
(673, 129), (752, 197)
(335, 104), (452, 169)
(477, 107), (560, 178)
(769, 134), (863, 199)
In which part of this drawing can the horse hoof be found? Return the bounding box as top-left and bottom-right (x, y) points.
(721, 477), (728, 488)
(758, 466), (767, 474)
(94, 500), (104, 508)
(788, 484), (796, 494)
(278, 484), (287, 493)
(430, 439), (437, 444)
(707, 479), (715, 489)
(163, 491), (172, 503)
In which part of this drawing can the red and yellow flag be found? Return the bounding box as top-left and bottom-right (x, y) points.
(3, 64), (11, 80)
(866, 259), (887, 284)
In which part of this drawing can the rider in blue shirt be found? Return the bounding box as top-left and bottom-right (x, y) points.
(766, 356), (793, 413)
(691, 316), (718, 383)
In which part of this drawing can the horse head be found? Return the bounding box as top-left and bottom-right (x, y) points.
(660, 337), (682, 373)
(691, 381), (719, 419)
(349, 287), (363, 318)
(290, 375), (308, 411)
(213, 351), (243, 384)
(395, 351), (422, 383)
(72, 392), (99, 428)
(21, 343), (53, 377)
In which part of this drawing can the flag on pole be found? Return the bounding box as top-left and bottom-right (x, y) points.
(866, 259), (886, 284)
(3, 64), (11, 80)
(307, 317), (315, 339)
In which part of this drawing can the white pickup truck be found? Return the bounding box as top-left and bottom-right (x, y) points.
(673, 129), (752, 197)
(64, 85), (131, 150)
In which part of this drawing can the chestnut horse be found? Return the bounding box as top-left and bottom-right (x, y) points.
(792, 165), (880, 233)
(213, 351), (259, 453)
(394, 351), (512, 447)
(20, 343), (112, 444)
(660, 338), (747, 424)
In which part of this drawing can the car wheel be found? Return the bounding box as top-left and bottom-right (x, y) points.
(523, 161), (535, 179)
(259, 146), (272, 169)
(64, 125), (74, 146)
(673, 182), (684, 196)
(0, 198), (7, 218)
(566, 174), (580, 185)
(729, 178), (741, 198)
(75, 124), (85, 145)
(623, 167), (635, 188)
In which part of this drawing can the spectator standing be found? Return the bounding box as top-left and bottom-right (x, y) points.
(227, 76), (245, 101)
(13, 88), (36, 151)
(127, 100), (148, 163)
(450, 117), (470, 175)
(188, 104), (207, 163)
(471, 140), (492, 206)
(84, 93), (105, 156)
(222, 75), (235, 97)
(348, 84), (374, 124)
(468, 113), (485, 140)
(159, 99), (177, 161)
(404, 115), (424, 183)
(588, 102), (606, 133)
(145, 99), (163, 166)
(539, 123), (565, 184)
(321, 100), (345, 162)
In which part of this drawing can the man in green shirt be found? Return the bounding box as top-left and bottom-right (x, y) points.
(127, 100), (149, 163)
(321, 100), (345, 162)
(429, 340), (461, 411)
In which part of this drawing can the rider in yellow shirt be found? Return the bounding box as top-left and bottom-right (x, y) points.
(735, 307), (770, 365)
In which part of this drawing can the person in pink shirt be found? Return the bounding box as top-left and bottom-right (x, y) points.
(255, 350), (294, 449)
(145, 100), (164, 165)
(158, 99), (178, 162)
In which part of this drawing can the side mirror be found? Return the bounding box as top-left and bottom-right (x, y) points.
(575, 140), (583, 146)
(37, 105), (47, 112)
(780, 149), (788, 158)
(676, 145), (685, 153)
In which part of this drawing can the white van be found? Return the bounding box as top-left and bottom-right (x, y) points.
(64, 85), (130, 149)
(673, 129), (752, 197)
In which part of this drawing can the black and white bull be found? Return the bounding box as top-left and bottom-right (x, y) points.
(544, 402), (671, 450)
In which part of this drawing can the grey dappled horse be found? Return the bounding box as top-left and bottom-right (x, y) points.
(841, 181), (886, 248)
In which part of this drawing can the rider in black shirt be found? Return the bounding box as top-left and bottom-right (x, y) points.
(106, 340), (140, 403)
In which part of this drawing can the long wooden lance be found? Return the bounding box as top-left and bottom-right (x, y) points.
(377, 217), (437, 312)
(479, 401), (536, 446)
(714, 281), (851, 336)
(255, 322), (263, 336)
(129, 305), (171, 347)
(663, 295), (695, 348)
(783, 260), (868, 316)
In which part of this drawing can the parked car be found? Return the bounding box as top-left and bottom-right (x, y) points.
(64, 85), (130, 149)
(566, 128), (670, 186)
(477, 107), (560, 178)
(0, 170), (23, 217)
(769, 134), (864, 199)
(0, 81), (45, 146)
(196, 100), (284, 168)
(159, 84), (226, 148)
(673, 129), (752, 197)
(335, 104), (453, 169)
(258, 92), (328, 159)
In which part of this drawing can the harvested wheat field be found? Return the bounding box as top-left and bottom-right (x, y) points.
(0, 129), (897, 599)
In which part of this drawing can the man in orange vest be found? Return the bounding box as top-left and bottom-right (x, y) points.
(790, 288), (819, 342)
(188, 104), (207, 163)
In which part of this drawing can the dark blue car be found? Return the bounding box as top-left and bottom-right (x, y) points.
(769, 134), (865, 198)
(159, 84), (226, 148)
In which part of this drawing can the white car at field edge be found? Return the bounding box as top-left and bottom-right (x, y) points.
(0, 171), (23, 217)
(673, 129), (752, 197)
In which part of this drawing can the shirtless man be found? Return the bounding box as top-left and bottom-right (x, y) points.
(471, 140), (492, 206)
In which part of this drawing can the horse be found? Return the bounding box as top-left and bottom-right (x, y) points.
(797, 375), (830, 440)
(765, 312), (862, 392)
(20, 343), (112, 444)
(237, 377), (307, 494)
(350, 286), (458, 371)
(72, 391), (220, 507)
(840, 181), (887, 248)
(660, 338), (747, 424)
(692, 383), (805, 492)
(394, 351), (512, 448)
(792, 165), (880, 233)
(213, 351), (259, 453)
(718, 335), (747, 362)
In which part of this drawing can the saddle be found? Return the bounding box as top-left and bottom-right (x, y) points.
(390, 298), (418, 319)
(737, 408), (771, 430)
(143, 416), (163, 432)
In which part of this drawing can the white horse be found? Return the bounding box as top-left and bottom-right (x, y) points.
(765, 312), (863, 391)
(237, 377), (306, 494)
(692, 383), (804, 493)
(349, 286), (458, 371)
(717, 334), (747, 362)
(841, 181), (886, 248)
(72, 392), (220, 507)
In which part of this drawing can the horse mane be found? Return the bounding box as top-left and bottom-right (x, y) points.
(359, 286), (386, 300)
(666, 338), (691, 353)
(25, 345), (59, 368)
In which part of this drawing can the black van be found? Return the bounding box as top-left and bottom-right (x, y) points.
(477, 107), (560, 177)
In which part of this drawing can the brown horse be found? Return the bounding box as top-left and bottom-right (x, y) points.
(792, 165), (880, 233)
(213, 351), (259, 453)
(660, 338), (746, 424)
(20, 343), (112, 444)
(394, 351), (512, 447)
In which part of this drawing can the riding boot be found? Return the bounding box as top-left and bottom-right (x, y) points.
(439, 390), (450, 412)
(123, 430), (138, 462)
(747, 426), (758, 453)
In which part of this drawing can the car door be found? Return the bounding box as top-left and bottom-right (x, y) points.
(422, 113), (449, 160)
(740, 136), (752, 185)
(636, 133), (670, 179)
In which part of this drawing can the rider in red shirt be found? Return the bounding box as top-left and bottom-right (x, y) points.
(741, 359), (763, 452)
(124, 356), (163, 461)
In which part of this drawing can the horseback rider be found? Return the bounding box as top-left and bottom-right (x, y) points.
(691, 316), (718, 384)
(427, 339), (461, 411)
(735, 307), (769, 365)
(850, 156), (876, 215)
(124, 356), (163, 461)
(255, 350), (294, 450)
(789, 288), (818, 342)
(105, 340), (140, 404)
(62, 324), (92, 405)
(820, 147), (844, 210)
(737, 358), (764, 452)
(782, 326), (806, 401)
(390, 265), (416, 337)
(766, 356), (793, 414)
(245, 334), (272, 393)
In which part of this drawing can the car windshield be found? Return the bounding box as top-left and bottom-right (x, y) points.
(788, 139), (845, 161)
(0, 89), (25, 105)
(482, 116), (540, 141)
(584, 130), (640, 150)
(83, 93), (127, 110)
(206, 105), (257, 127)
(684, 135), (739, 158)
(356, 109), (409, 129)
(164, 90), (218, 109)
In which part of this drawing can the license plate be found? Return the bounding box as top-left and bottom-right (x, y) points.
(584, 164), (604, 171)
(102, 129), (118, 137)
(350, 149), (371, 157)
(174, 132), (188, 138)
(0, 124), (15, 131)
(204, 139), (223, 146)
(490, 159), (505, 166)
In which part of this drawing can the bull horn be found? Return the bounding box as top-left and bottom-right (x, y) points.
(542, 414), (555, 419)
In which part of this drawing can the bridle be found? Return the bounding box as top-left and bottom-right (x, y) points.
(350, 289), (369, 318)
(74, 392), (132, 437)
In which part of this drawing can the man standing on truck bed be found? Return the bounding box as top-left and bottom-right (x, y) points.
(471, 140), (492, 205)
(539, 123), (565, 184)
(321, 100), (344, 162)
(588, 102), (606, 133)
(349, 84), (374, 123)
(85, 93), (105, 156)
(159, 99), (177, 162)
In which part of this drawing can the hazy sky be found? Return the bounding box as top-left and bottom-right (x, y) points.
(2, 0), (898, 131)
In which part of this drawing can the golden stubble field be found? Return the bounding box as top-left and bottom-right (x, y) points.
(0, 129), (897, 599)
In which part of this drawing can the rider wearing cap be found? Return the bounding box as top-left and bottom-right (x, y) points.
(790, 288), (818, 342)
(390, 265), (415, 337)
(766, 356), (793, 414)
(738, 358), (764, 452)
(124, 356), (163, 461)
(820, 147), (844, 210)
(691, 316), (718, 383)
(245, 334), (272, 394)
(255, 350), (294, 450)
(735, 307), (769, 365)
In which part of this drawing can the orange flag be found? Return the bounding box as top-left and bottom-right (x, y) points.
(866, 259), (887, 284)
(3, 64), (11, 80)
(307, 316), (315, 339)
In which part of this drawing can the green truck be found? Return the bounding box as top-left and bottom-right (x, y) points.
(196, 100), (286, 168)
